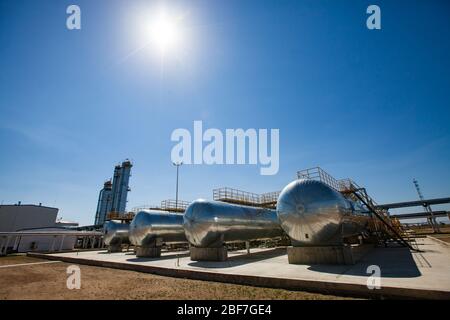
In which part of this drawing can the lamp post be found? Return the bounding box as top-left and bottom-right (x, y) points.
(173, 162), (183, 210)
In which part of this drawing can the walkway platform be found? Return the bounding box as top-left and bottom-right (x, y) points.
(28, 237), (450, 299)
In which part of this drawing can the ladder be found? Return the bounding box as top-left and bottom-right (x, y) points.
(347, 186), (420, 252)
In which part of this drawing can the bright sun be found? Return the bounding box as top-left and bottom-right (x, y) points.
(146, 9), (181, 54)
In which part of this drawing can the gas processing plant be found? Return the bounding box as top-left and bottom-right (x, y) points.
(22, 163), (450, 299)
(102, 165), (438, 265)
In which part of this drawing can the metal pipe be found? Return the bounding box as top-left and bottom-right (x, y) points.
(173, 162), (183, 210)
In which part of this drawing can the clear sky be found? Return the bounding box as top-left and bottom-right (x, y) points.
(1, 0), (449, 225)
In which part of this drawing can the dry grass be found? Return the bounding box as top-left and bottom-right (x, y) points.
(0, 255), (355, 300)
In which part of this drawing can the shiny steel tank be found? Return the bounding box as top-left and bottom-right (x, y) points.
(277, 179), (371, 246)
(129, 210), (186, 247)
(183, 199), (283, 248)
(103, 220), (130, 246)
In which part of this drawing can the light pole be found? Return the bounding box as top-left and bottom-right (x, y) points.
(173, 161), (183, 210)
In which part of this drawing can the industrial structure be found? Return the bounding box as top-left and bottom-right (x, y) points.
(11, 163), (447, 299)
(184, 200), (283, 261)
(94, 180), (112, 226)
(94, 160), (133, 225)
(0, 203), (59, 232)
(129, 210), (187, 257)
(0, 203), (100, 255)
(103, 220), (130, 252)
(98, 165), (450, 267)
(277, 179), (372, 264)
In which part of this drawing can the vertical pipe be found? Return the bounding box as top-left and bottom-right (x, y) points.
(0, 237), (5, 255)
(51, 236), (57, 252)
(59, 236), (66, 251)
(3, 236), (11, 255)
(175, 164), (179, 210)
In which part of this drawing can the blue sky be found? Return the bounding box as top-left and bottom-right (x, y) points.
(0, 0), (449, 225)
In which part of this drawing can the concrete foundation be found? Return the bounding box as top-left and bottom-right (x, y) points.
(287, 245), (355, 265)
(27, 237), (450, 300)
(136, 246), (161, 258)
(190, 246), (227, 261)
(107, 245), (122, 253)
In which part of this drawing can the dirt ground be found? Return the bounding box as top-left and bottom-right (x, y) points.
(409, 225), (450, 235)
(0, 255), (354, 300)
(430, 234), (450, 243)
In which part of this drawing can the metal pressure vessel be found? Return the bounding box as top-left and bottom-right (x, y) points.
(103, 220), (130, 246)
(129, 210), (186, 247)
(183, 199), (283, 248)
(276, 179), (371, 246)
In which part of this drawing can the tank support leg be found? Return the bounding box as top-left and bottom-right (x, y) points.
(136, 246), (162, 258)
(287, 245), (355, 265)
(108, 244), (122, 253)
(189, 246), (228, 261)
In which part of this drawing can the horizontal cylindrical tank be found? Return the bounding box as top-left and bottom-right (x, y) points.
(103, 220), (130, 246)
(183, 199), (283, 248)
(129, 210), (186, 247)
(277, 179), (371, 246)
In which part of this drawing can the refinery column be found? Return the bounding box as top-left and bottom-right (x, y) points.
(94, 180), (112, 225)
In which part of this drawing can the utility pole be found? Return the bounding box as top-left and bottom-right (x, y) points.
(413, 179), (440, 233)
(173, 162), (183, 210)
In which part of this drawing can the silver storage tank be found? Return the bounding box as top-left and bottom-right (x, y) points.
(103, 220), (130, 252)
(129, 210), (186, 247)
(183, 199), (283, 248)
(276, 179), (371, 246)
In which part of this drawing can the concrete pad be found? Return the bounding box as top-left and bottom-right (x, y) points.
(287, 246), (354, 265)
(136, 247), (161, 258)
(28, 237), (450, 299)
(190, 246), (227, 261)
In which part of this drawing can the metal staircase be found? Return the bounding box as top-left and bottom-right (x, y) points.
(343, 184), (419, 251)
(297, 167), (420, 251)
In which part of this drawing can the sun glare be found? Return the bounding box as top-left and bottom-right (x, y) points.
(146, 9), (181, 55)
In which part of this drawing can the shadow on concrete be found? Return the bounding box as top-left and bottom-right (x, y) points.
(187, 247), (287, 269)
(126, 251), (191, 263)
(307, 246), (422, 278)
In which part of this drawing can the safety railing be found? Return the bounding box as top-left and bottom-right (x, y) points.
(260, 191), (280, 204)
(297, 167), (342, 191)
(106, 212), (135, 221)
(213, 187), (261, 205)
(160, 199), (190, 212)
(130, 205), (162, 213)
(213, 187), (279, 208)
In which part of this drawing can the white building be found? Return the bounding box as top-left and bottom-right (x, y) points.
(0, 203), (92, 255)
(0, 204), (59, 232)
